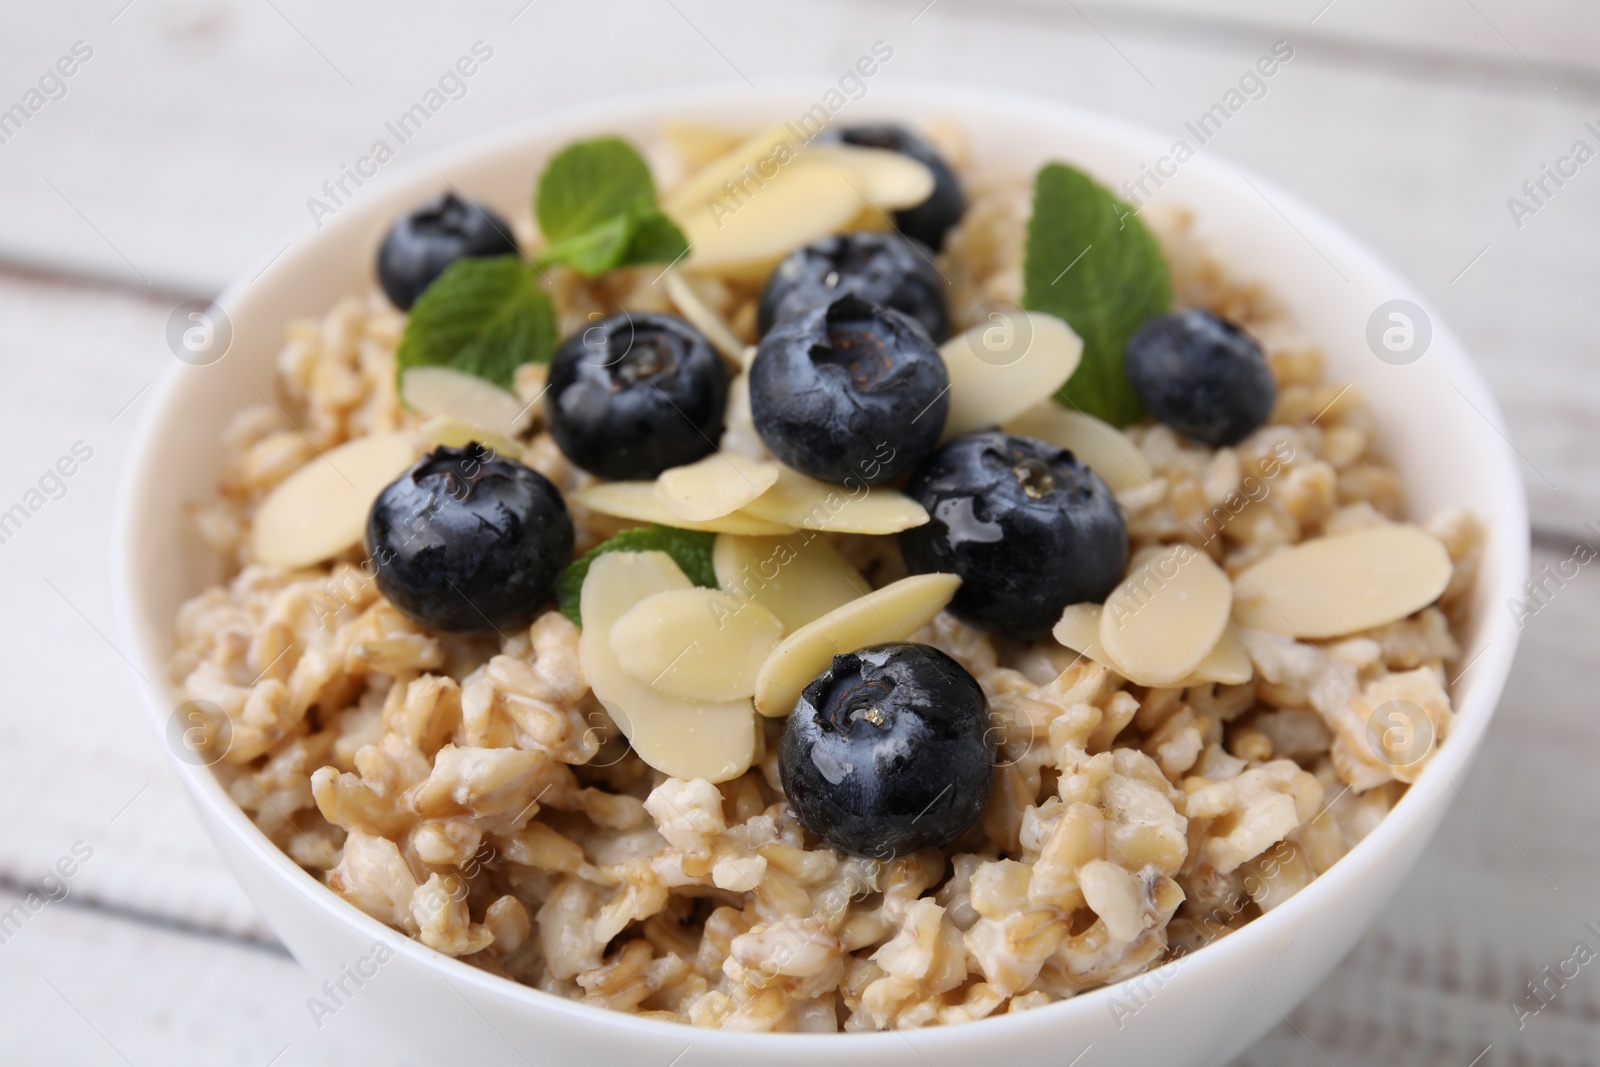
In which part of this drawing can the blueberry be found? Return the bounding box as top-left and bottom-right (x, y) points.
(376, 193), (520, 311)
(900, 432), (1128, 639)
(829, 124), (964, 251)
(757, 232), (949, 342)
(545, 311), (728, 481)
(1125, 309), (1276, 447)
(749, 294), (948, 486)
(779, 643), (993, 859)
(367, 445), (573, 633)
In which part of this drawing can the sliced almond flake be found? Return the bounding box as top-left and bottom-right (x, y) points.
(1232, 525), (1452, 639)
(578, 551), (757, 782)
(1185, 625), (1253, 686)
(655, 452), (781, 523)
(1054, 603), (1252, 687)
(939, 312), (1083, 438)
(1052, 602), (1110, 663)
(739, 467), (928, 534)
(663, 269), (746, 363)
(713, 533), (867, 633)
(660, 119), (750, 169)
(841, 204), (895, 235)
(753, 573), (961, 717)
(663, 126), (930, 224)
(665, 128), (936, 276)
(417, 415), (521, 460)
(1099, 544), (1233, 686)
(1126, 543), (1173, 572)
(401, 366), (528, 439)
(575, 481), (794, 535)
(251, 432), (419, 568)
(672, 156), (864, 274)
(1003, 402), (1153, 492)
(610, 587), (784, 702)
(805, 143), (936, 210)
(663, 124), (802, 218)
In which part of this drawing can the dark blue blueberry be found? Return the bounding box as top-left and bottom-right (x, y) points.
(829, 124), (964, 251)
(1125, 309), (1277, 447)
(900, 432), (1128, 640)
(376, 193), (520, 311)
(779, 643), (993, 859)
(545, 311), (728, 481)
(367, 445), (573, 633)
(757, 231), (949, 341)
(749, 294), (947, 486)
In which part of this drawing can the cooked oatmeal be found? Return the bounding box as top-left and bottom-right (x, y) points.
(170, 124), (1482, 1032)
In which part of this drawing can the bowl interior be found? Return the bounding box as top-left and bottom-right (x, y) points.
(113, 83), (1527, 1054)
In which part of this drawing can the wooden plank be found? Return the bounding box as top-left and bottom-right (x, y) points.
(0, 268), (267, 938)
(0, 890), (368, 1066)
(1074, 0), (1600, 78)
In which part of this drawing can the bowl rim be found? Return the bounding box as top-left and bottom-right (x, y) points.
(111, 79), (1529, 1051)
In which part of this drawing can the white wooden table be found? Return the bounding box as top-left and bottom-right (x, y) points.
(0, 2), (1594, 1063)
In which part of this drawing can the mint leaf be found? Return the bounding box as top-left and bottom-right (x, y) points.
(534, 137), (688, 276)
(396, 256), (556, 389)
(537, 138), (657, 241)
(1022, 163), (1171, 427)
(557, 525), (718, 626)
(621, 204), (690, 265)
(538, 213), (633, 277)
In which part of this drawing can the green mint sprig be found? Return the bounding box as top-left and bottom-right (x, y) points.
(534, 137), (688, 276)
(395, 255), (557, 390)
(1022, 163), (1171, 427)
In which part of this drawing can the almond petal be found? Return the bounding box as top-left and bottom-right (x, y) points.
(578, 551), (757, 782)
(663, 268), (746, 363)
(251, 433), (418, 568)
(713, 533), (867, 633)
(806, 142), (936, 209)
(672, 157), (864, 273)
(940, 312), (1083, 438)
(1055, 603), (1252, 688)
(656, 453), (781, 522)
(1232, 525), (1452, 639)
(1099, 544), (1233, 686)
(575, 481), (794, 535)
(401, 366), (527, 439)
(1184, 625), (1253, 686)
(660, 119), (749, 169)
(417, 415), (521, 460)
(1052, 602), (1108, 661)
(753, 573), (962, 717)
(610, 587), (784, 701)
(663, 127), (933, 237)
(663, 124), (801, 218)
(739, 467), (928, 534)
(1003, 402), (1153, 492)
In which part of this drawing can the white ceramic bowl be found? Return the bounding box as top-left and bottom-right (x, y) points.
(113, 84), (1527, 1066)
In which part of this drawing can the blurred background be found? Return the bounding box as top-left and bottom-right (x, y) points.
(0, 0), (1594, 1063)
